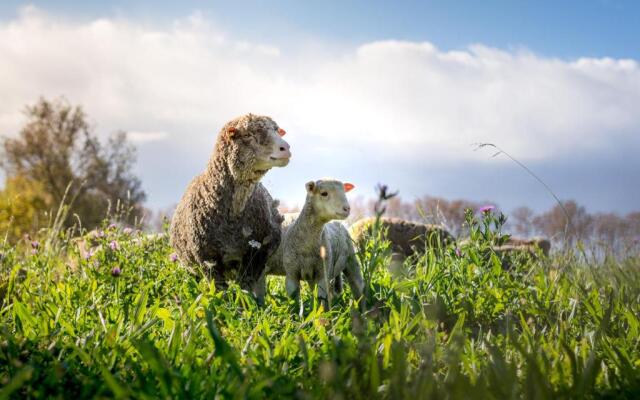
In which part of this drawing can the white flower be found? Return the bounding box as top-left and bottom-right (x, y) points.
(248, 240), (261, 249)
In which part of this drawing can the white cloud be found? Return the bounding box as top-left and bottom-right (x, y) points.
(0, 7), (638, 208)
(128, 131), (169, 143)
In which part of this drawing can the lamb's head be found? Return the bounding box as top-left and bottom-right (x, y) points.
(304, 179), (355, 222)
(217, 114), (291, 182)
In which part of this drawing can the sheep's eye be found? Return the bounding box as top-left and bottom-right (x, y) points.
(320, 192), (329, 197)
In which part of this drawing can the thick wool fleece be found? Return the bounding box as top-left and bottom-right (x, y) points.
(349, 217), (455, 258)
(169, 114), (284, 288)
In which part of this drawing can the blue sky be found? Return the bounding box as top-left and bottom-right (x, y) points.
(1, 1), (638, 59)
(0, 1), (638, 215)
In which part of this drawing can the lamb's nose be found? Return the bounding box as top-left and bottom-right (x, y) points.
(343, 206), (350, 213)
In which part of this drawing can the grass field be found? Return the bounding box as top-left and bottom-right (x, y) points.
(1, 211), (639, 399)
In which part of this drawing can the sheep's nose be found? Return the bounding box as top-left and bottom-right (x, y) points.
(343, 206), (350, 213)
(277, 143), (291, 158)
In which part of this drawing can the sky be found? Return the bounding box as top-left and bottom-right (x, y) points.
(0, 1), (639, 214)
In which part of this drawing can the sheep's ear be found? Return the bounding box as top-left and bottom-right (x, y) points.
(343, 182), (355, 192)
(305, 181), (316, 193)
(277, 128), (287, 137)
(227, 126), (238, 138)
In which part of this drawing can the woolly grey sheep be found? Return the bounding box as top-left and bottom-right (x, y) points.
(169, 113), (291, 291)
(349, 217), (455, 260)
(500, 237), (551, 257)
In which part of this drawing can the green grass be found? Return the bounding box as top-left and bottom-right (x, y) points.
(1, 212), (639, 399)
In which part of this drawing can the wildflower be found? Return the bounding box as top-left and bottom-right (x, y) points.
(123, 227), (133, 235)
(248, 239), (261, 249)
(31, 241), (40, 249)
(375, 184), (398, 201)
(84, 249), (95, 260)
(108, 223), (117, 230)
(31, 249), (38, 255)
(169, 253), (178, 262)
(455, 247), (462, 257)
(479, 205), (495, 214)
(111, 267), (121, 277)
(109, 241), (119, 251)
(91, 230), (106, 239)
(374, 183), (399, 215)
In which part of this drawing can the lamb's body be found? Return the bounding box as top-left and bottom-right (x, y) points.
(282, 179), (364, 308)
(262, 212), (299, 275)
(170, 114), (290, 289)
(349, 217), (454, 258)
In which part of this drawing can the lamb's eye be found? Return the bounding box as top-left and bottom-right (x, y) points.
(320, 192), (329, 197)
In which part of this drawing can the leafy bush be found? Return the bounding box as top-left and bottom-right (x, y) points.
(0, 175), (52, 243)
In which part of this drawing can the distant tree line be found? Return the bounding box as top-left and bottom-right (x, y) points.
(338, 196), (640, 257)
(0, 98), (146, 243)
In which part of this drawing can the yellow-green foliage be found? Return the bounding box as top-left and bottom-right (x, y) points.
(0, 175), (52, 242)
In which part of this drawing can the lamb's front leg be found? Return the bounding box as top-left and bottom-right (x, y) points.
(285, 273), (300, 299)
(343, 255), (366, 308)
(285, 274), (305, 317)
(313, 275), (330, 311)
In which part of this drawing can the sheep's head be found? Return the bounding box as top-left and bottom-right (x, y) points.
(218, 114), (291, 182)
(305, 179), (355, 222)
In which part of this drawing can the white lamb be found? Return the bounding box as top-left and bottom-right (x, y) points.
(279, 179), (365, 311)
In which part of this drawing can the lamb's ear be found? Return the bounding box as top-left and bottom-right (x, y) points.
(227, 126), (238, 138)
(277, 128), (287, 137)
(305, 181), (316, 193)
(343, 182), (355, 192)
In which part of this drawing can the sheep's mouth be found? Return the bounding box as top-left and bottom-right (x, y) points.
(269, 156), (290, 167)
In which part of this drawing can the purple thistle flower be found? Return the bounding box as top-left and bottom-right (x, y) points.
(111, 266), (121, 277)
(108, 223), (117, 230)
(169, 253), (178, 262)
(31, 249), (38, 255)
(123, 227), (133, 235)
(31, 241), (40, 249)
(479, 205), (495, 214)
(109, 240), (119, 251)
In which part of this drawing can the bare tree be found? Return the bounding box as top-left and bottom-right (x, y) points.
(415, 196), (483, 237)
(591, 213), (624, 248)
(533, 200), (592, 246)
(510, 206), (535, 237)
